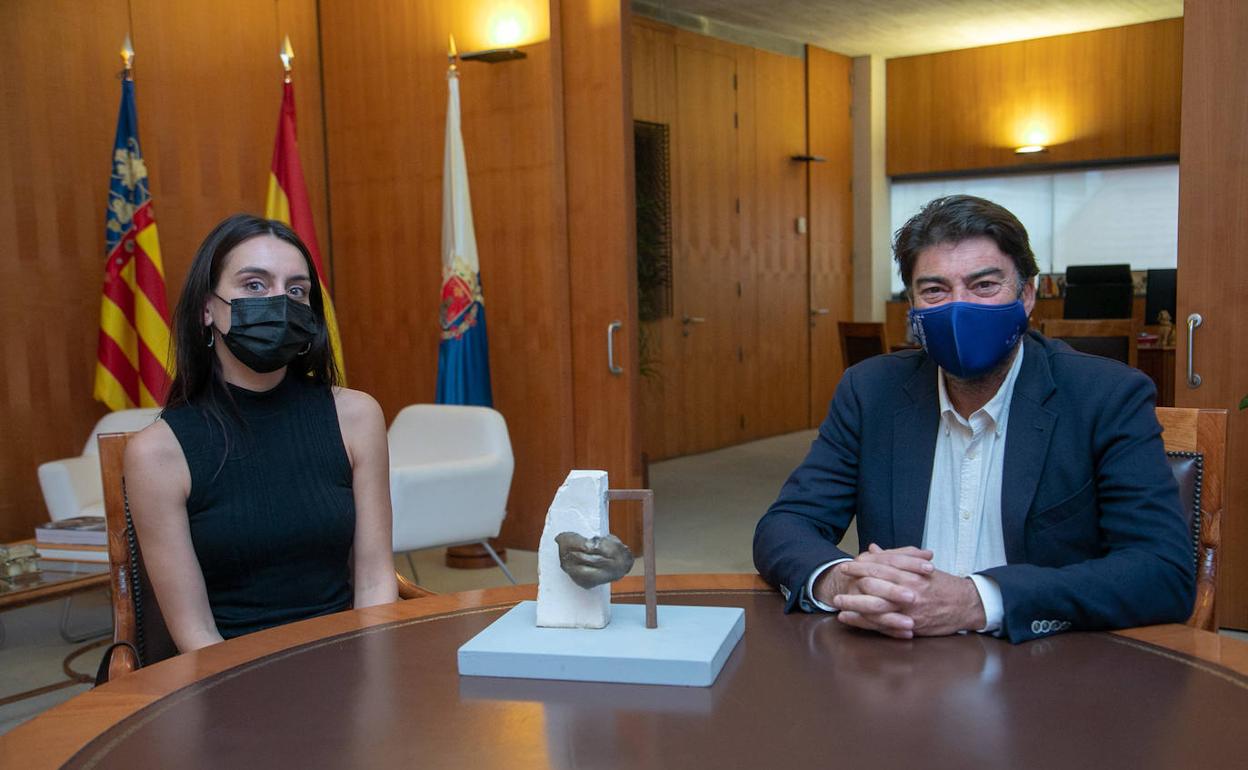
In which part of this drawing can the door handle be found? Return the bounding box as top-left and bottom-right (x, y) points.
(607, 321), (623, 375)
(1186, 313), (1202, 388)
(809, 308), (830, 316)
(682, 315), (706, 324)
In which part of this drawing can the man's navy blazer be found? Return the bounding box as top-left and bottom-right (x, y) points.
(753, 331), (1195, 643)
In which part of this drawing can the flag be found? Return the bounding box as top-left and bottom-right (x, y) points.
(93, 77), (172, 411)
(265, 80), (345, 378)
(435, 65), (494, 406)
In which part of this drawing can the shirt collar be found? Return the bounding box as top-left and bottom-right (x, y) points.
(937, 342), (1025, 435)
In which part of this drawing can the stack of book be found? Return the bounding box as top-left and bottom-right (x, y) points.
(35, 516), (108, 562)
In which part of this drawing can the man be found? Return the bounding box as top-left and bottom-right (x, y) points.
(753, 195), (1194, 643)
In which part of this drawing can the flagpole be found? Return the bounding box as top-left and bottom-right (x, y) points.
(440, 33), (506, 571)
(280, 34), (294, 84)
(120, 34), (134, 81)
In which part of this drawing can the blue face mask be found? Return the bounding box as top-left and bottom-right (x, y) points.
(908, 300), (1029, 379)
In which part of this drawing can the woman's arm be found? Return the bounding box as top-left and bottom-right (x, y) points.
(335, 388), (399, 608)
(124, 421), (224, 652)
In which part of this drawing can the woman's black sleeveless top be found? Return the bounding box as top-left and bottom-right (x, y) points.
(161, 375), (354, 639)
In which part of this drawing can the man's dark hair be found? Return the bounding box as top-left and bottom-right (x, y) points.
(893, 195), (1039, 290)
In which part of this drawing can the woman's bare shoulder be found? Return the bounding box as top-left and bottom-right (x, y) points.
(331, 387), (385, 425)
(123, 419), (191, 495)
(124, 418), (181, 462)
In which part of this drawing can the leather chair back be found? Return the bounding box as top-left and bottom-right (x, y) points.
(1156, 407), (1227, 631)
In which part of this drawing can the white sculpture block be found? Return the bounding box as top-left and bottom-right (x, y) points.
(536, 470), (611, 628)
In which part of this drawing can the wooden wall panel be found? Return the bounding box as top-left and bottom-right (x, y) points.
(633, 19), (834, 461)
(672, 34), (744, 456)
(560, 0), (644, 549)
(887, 18), (1183, 177)
(631, 20), (682, 463)
(319, 0), (575, 549)
(0, 0), (324, 541)
(807, 46), (854, 426)
(1176, 0), (1248, 629)
(749, 49), (809, 437)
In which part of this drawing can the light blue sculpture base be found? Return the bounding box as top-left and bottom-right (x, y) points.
(457, 601), (745, 687)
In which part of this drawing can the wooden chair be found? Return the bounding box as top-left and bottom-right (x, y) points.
(837, 321), (887, 370)
(98, 432), (434, 680)
(1155, 408), (1227, 631)
(1041, 318), (1140, 368)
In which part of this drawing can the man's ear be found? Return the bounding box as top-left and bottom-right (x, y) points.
(1021, 277), (1037, 317)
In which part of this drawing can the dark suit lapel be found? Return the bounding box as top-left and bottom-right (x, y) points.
(1001, 334), (1058, 563)
(892, 358), (940, 549)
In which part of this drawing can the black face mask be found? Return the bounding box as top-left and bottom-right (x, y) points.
(212, 293), (320, 373)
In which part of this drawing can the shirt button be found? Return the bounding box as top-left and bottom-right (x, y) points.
(961, 510), (971, 520)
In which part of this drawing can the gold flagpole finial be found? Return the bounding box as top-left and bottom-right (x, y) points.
(449, 34), (458, 72)
(280, 35), (294, 83)
(121, 34), (135, 79)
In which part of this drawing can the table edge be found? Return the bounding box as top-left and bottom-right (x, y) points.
(2, 573), (1243, 768)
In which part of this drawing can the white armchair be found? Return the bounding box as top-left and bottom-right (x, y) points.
(37, 408), (161, 521)
(388, 404), (515, 583)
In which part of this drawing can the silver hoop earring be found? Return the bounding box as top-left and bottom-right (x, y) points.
(205, 329), (215, 348)
(298, 343), (311, 355)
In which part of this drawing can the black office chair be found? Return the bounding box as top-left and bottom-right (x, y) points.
(1063, 264), (1134, 319)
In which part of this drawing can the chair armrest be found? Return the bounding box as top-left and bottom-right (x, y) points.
(395, 572), (437, 600)
(37, 455), (104, 521)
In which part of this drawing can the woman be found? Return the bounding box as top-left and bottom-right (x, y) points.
(126, 213), (396, 653)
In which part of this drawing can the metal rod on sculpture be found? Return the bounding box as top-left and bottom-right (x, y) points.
(449, 33), (458, 72)
(643, 489), (656, 628)
(280, 35), (294, 84)
(120, 34), (134, 80)
(606, 489), (658, 629)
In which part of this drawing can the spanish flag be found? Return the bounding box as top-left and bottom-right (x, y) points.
(93, 76), (172, 411)
(265, 80), (345, 378)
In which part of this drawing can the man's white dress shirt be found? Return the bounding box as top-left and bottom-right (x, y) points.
(804, 345), (1025, 633)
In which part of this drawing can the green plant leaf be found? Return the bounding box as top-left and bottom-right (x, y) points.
(1239, 394), (1248, 411)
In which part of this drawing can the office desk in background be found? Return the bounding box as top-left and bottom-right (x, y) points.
(2, 575), (1245, 769)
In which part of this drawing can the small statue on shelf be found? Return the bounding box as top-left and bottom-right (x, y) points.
(1156, 309), (1176, 348)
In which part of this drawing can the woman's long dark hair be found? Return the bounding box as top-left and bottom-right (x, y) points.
(163, 214), (340, 441)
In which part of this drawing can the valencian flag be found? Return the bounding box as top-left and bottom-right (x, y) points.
(435, 59), (493, 406)
(93, 74), (172, 411)
(265, 73), (345, 378)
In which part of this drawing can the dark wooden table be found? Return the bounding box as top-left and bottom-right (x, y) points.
(2, 575), (1246, 769)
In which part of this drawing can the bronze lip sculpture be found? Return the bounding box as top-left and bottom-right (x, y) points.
(555, 531), (635, 590)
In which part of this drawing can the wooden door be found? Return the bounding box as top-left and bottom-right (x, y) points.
(672, 42), (743, 455)
(1177, 0), (1248, 630)
(806, 46), (854, 426)
(745, 49), (810, 438)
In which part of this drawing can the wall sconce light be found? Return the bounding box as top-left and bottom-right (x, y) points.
(455, 1), (548, 63)
(460, 48), (527, 64)
(1014, 145), (1048, 155)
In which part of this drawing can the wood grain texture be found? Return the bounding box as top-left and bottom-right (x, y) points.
(633, 20), (830, 460)
(559, 0), (644, 549)
(3, 572), (1245, 769)
(749, 48), (809, 438)
(886, 19), (1183, 177)
(631, 19), (683, 463)
(1040, 317), (1141, 368)
(1157, 408), (1228, 632)
(318, 1), (575, 549)
(0, 0), (325, 541)
(1176, 0), (1248, 630)
(806, 45), (854, 427)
